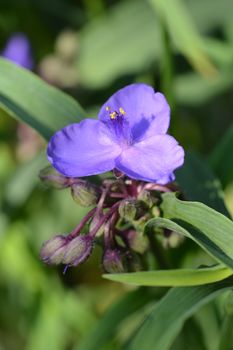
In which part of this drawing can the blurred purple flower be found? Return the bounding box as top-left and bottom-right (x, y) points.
(47, 84), (184, 184)
(1, 33), (33, 70)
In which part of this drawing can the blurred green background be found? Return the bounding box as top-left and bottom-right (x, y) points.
(1, 0), (233, 349)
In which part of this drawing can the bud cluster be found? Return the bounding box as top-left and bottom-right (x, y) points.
(40, 234), (93, 267)
(39, 167), (183, 273)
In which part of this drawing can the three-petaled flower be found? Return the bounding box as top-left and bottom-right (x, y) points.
(47, 84), (184, 184)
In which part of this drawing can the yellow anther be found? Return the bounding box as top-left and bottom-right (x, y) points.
(110, 111), (117, 120)
(119, 107), (125, 115)
(105, 106), (110, 111)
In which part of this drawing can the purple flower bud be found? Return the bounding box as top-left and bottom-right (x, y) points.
(126, 230), (148, 254)
(40, 234), (67, 265)
(39, 166), (68, 189)
(71, 182), (99, 207)
(102, 249), (124, 273)
(1, 33), (34, 70)
(62, 235), (93, 266)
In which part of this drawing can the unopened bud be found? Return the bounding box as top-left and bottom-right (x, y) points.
(138, 190), (154, 208)
(126, 230), (148, 254)
(102, 249), (124, 273)
(119, 199), (140, 221)
(40, 234), (67, 265)
(71, 182), (99, 207)
(125, 251), (142, 272)
(163, 230), (184, 249)
(62, 234), (93, 266)
(39, 166), (68, 189)
(152, 206), (160, 217)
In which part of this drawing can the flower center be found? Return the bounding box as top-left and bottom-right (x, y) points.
(105, 106), (126, 120)
(105, 106), (131, 146)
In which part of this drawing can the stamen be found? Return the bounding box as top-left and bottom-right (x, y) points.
(110, 111), (117, 120)
(106, 106), (126, 121)
(119, 107), (125, 115)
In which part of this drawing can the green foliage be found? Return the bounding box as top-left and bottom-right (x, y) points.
(175, 152), (229, 215)
(210, 122), (233, 188)
(127, 276), (233, 350)
(159, 193), (233, 267)
(77, 0), (161, 88)
(148, 0), (216, 77)
(103, 266), (233, 287)
(1, 0), (233, 349)
(0, 58), (86, 140)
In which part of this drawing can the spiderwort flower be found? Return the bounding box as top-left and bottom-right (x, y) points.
(1, 33), (33, 70)
(47, 84), (184, 184)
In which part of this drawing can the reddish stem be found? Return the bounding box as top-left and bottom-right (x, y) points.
(68, 207), (97, 239)
(89, 201), (121, 238)
(143, 183), (172, 192)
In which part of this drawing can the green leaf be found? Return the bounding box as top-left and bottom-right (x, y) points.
(209, 122), (233, 188)
(77, 0), (161, 88)
(175, 152), (229, 216)
(148, 0), (216, 77)
(171, 318), (208, 350)
(77, 288), (163, 350)
(127, 276), (233, 350)
(174, 71), (233, 106)
(103, 266), (233, 287)
(0, 58), (86, 140)
(160, 193), (233, 267)
(187, 0), (233, 34)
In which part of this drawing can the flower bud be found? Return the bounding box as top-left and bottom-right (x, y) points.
(138, 190), (154, 208)
(126, 230), (148, 254)
(163, 230), (184, 249)
(119, 199), (139, 221)
(102, 249), (124, 273)
(40, 234), (67, 265)
(125, 251), (142, 272)
(71, 182), (99, 207)
(62, 235), (93, 266)
(39, 166), (68, 189)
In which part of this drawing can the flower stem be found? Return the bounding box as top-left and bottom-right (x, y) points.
(160, 17), (175, 114)
(69, 207), (97, 239)
(89, 201), (121, 238)
(143, 183), (172, 192)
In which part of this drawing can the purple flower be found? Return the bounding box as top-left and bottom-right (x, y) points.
(1, 33), (33, 70)
(47, 84), (184, 184)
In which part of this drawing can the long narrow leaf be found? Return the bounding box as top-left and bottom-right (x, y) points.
(160, 193), (233, 268)
(148, 0), (216, 77)
(0, 58), (86, 140)
(127, 276), (233, 350)
(103, 266), (233, 287)
(77, 288), (164, 350)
